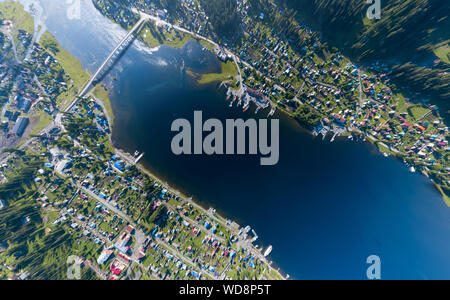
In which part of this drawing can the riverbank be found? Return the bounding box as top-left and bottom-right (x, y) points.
(97, 86), (285, 280)
(6, 0), (285, 279)
(130, 10), (450, 205)
(134, 18), (239, 86)
(11, 0), (449, 279)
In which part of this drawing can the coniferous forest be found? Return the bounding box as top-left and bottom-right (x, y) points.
(280, 0), (450, 120)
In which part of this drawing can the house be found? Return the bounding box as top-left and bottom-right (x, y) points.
(56, 159), (71, 173)
(114, 160), (126, 172)
(331, 113), (346, 125)
(136, 251), (146, 262)
(114, 232), (131, 254)
(125, 225), (135, 235)
(50, 148), (63, 161)
(97, 249), (113, 265)
(217, 50), (229, 62)
(157, 9), (167, 20)
(19, 99), (31, 113)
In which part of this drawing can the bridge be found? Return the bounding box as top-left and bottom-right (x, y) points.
(66, 15), (149, 111)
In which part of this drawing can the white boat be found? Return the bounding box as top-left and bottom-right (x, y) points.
(409, 166), (416, 173)
(264, 245), (273, 257)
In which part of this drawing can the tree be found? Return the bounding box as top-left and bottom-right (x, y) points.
(199, 0), (240, 39)
(147, 205), (168, 227)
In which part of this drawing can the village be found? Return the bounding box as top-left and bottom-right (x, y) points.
(0, 17), (72, 151)
(93, 0), (450, 201)
(0, 95), (283, 280)
(0, 1), (286, 280)
(230, 1), (449, 198)
(0, 0), (449, 281)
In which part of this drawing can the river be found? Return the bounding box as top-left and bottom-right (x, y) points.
(9, 0), (450, 279)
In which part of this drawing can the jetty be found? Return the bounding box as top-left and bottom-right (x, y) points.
(135, 152), (145, 164)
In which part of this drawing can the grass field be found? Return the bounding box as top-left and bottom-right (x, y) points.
(140, 23), (194, 49)
(30, 111), (53, 136)
(0, 1), (34, 35)
(93, 85), (114, 123)
(198, 61), (238, 84)
(39, 31), (90, 89)
(409, 105), (431, 120)
(436, 184), (450, 207)
(433, 43), (450, 64)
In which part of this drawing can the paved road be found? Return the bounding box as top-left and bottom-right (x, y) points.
(77, 15), (150, 99)
(75, 181), (133, 224)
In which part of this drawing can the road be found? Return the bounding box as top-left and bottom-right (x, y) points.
(74, 181), (133, 224)
(0, 29), (20, 63)
(78, 15), (149, 98)
(85, 260), (108, 280)
(133, 9), (266, 85)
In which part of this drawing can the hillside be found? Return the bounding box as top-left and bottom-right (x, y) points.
(281, 0), (450, 121)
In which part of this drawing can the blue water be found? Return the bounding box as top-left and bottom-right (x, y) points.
(21, 0), (450, 279)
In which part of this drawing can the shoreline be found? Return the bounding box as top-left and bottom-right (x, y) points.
(112, 131), (287, 280)
(132, 11), (450, 206)
(95, 84), (287, 280)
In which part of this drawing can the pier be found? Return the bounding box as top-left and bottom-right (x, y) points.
(135, 152), (145, 164)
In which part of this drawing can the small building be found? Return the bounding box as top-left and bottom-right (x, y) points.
(19, 99), (32, 113)
(114, 160), (126, 172)
(56, 159), (71, 173)
(125, 225), (135, 235)
(10, 111), (20, 122)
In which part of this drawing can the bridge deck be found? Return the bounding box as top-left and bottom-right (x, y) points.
(69, 16), (149, 111)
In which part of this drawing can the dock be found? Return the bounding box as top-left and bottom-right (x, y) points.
(268, 106), (277, 117)
(135, 152), (145, 164)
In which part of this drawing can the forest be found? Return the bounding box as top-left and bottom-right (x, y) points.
(280, 0), (450, 121)
(198, 0), (241, 40)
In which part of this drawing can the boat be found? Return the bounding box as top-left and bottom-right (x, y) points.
(409, 166), (416, 173)
(264, 245), (273, 257)
(268, 106), (277, 117)
(243, 102), (250, 113)
(226, 90), (232, 100)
